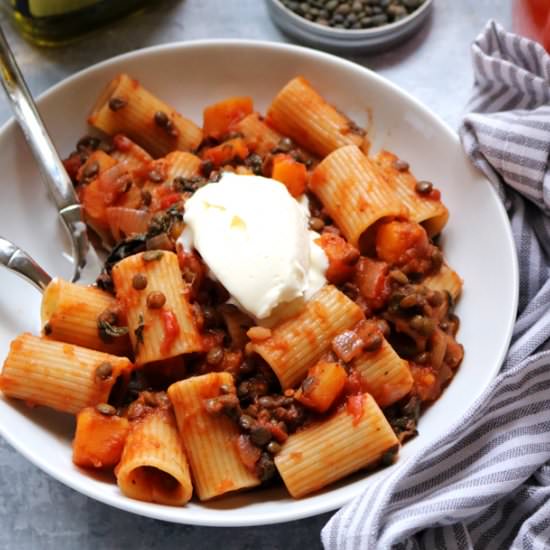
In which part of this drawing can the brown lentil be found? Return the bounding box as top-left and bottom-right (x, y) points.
(153, 110), (169, 128)
(309, 216), (325, 232)
(363, 333), (383, 352)
(250, 425), (272, 446)
(147, 291), (166, 309)
(143, 250), (164, 262)
(95, 361), (113, 381)
(132, 273), (148, 291)
(239, 414), (255, 431)
(271, 137), (293, 154)
(141, 189), (152, 206)
(200, 159), (215, 177)
(392, 159), (410, 172)
(415, 180), (433, 195)
(281, 0), (423, 29)
(399, 294), (421, 309)
(83, 160), (100, 180)
(205, 398), (221, 415)
(410, 315), (435, 337)
(96, 403), (116, 416)
(427, 291), (444, 307)
(267, 441), (281, 455)
(206, 346), (224, 365)
(108, 97), (127, 111)
(389, 269), (409, 285)
(153, 110), (178, 137)
(219, 384), (232, 395)
(77, 135), (100, 152)
(415, 351), (430, 364)
(256, 452), (276, 481)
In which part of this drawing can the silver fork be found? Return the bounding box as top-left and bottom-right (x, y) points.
(0, 25), (102, 285)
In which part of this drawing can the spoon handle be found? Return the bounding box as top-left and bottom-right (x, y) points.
(0, 25), (94, 283)
(0, 236), (51, 292)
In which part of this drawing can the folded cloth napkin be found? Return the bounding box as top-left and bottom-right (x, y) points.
(322, 20), (550, 550)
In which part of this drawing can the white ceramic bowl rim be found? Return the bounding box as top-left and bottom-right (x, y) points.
(0, 38), (518, 527)
(269, 0), (433, 37)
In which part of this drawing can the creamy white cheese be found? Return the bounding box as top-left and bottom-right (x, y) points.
(178, 172), (328, 319)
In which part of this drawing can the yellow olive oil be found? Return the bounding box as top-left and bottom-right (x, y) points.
(3, 0), (153, 46)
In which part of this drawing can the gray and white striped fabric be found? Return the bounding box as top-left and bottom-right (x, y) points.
(322, 20), (550, 550)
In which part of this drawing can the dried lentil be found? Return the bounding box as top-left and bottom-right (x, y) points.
(280, 0), (425, 29)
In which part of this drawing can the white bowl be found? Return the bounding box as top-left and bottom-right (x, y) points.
(265, 0), (433, 52)
(0, 39), (518, 527)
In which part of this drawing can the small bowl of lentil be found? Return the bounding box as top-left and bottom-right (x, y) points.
(265, 0), (433, 52)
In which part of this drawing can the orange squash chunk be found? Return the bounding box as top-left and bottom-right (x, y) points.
(375, 220), (429, 264)
(271, 154), (307, 197)
(73, 406), (129, 469)
(295, 361), (347, 413)
(202, 137), (249, 167)
(203, 96), (253, 139)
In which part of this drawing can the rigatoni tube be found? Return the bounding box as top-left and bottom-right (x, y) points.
(423, 263), (463, 303)
(375, 150), (449, 237)
(251, 285), (363, 389)
(310, 145), (406, 250)
(0, 333), (132, 415)
(88, 73), (203, 157)
(116, 407), (192, 505)
(351, 339), (413, 408)
(266, 76), (365, 157)
(275, 393), (399, 498)
(168, 373), (260, 500)
(41, 278), (130, 356)
(112, 251), (202, 366)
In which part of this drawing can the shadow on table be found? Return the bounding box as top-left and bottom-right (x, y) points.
(352, 9), (435, 71)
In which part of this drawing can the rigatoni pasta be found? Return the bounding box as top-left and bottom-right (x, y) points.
(310, 145), (407, 249)
(88, 73), (203, 157)
(168, 373), (260, 500)
(376, 150), (449, 237)
(423, 263), (463, 303)
(1, 73), (465, 507)
(112, 250), (202, 365)
(351, 339), (414, 408)
(266, 76), (366, 157)
(116, 407), (192, 505)
(41, 277), (130, 356)
(251, 285), (364, 389)
(0, 334), (132, 414)
(234, 112), (286, 157)
(275, 394), (399, 498)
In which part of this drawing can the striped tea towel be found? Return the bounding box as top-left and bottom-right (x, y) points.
(322, 20), (550, 550)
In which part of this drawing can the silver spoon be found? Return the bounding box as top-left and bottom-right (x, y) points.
(0, 25), (101, 285)
(0, 236), (51, 291)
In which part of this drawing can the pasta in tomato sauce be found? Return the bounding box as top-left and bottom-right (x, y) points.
(0, 74), (463, 504)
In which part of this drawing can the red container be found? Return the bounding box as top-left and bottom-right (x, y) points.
(513, 0), (550, 51)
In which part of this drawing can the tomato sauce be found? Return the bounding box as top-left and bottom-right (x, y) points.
(160, 310), (180, 355)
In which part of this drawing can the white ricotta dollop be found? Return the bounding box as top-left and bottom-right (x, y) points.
(178, 172), (327, 319)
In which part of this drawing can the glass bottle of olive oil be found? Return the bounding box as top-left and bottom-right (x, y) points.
(3, 0), (153, 46)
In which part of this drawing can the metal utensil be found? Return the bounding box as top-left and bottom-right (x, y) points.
(0, 25), (101, 284)
(0, 236), (51, 291)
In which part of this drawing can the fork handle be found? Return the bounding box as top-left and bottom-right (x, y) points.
(0, 237), (51, 292)
(0, 25), (90, 283)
